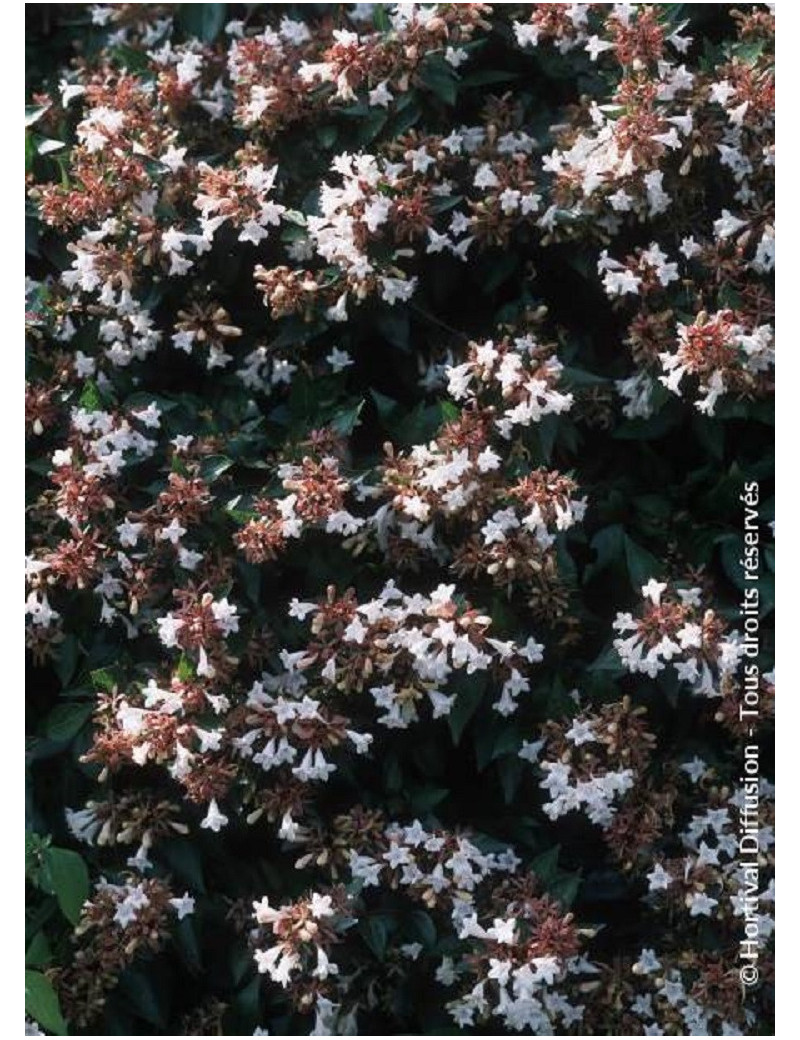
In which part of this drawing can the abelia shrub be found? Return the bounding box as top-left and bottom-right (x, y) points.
(25, 3), (774, 1036)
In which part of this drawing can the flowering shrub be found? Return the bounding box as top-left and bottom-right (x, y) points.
(25, 3), (774, 1035)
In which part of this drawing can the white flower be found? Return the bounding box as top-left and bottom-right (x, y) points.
(310, 892), (335, 918)
(514, 22), (541, 48)
(368, 81), (393, 108)
(344, 616), (367, 643)
(158, 518), (186, 545)
(161, 145), (187, 172)
(633, 948), (662, 974)
(445, 46), (468, 68)
(176, 52), (203, 86)
(157, 613), (184, 648)
(279, 16), (310, 45)
(647, 863), (673, 892)
(688, 892), (718, 917)
(59, 80), (85, 105)
(52, 447), (73, 467)
(679, 759), (709, 790)
(73, 351), (96, 378)
(585, 35), (614, 61)
(132, 402), (162, 428)
(201, 799), (229, 832)
(178, 547), (203, 571)
(641, 578), (667, 605)
(713, 209), (747, 240)
(326, 292), (349, 322)
(680, 236), (702, 259)
(173, 329), (196, 353)
(565, 719), (596, 746)
(170, 893), (196, 919)
(406, 146), (435, 174)
(326, 346), (354, 372)
(474, 163), (499, 189)
(519, 739), (545, 763)
(380, 276), (417, 305)
(709, 80), (736, 106)
(486, 917), (516, 944)
(212, 597), (239, 636)
(239, 220), (270, 246)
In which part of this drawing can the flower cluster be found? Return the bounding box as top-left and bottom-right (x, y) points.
(443, 876), (589, 1033)
(613, 578), (743, 695)
(527, 696), (656, 827)
(283, 580), (545, 721)
(53, 875), (188, 1029)
(25, 4), (773, 1036)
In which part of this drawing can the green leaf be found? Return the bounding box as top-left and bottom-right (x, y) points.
(353, 107), (388, 145)
(25, 930), (52, 968)
(561, 366), (608, 389)
(54, 635), (81, 687)
(78, 380), (103, 411)
(25, 970), (68, 1035)
(372, 4), (391, 31)
(176, 655), (196, 682)
(419, 56), (459, 106)
(117, 964), (169, 1027)
(44, 702), (94, 743)
(231, 975), (261, 1026)
(613, 404), (681, 441)
(90, 667), (117, 692)
(315, 125), (338, 149)
(429, 194), (464, 216)
(199, 454), (234, 483)
(383, 753), (403, 794)
(375, 308), (411, 351)
(359, 914), (391, 959)
(461, 69), (520, 88)
(407, 910), (437, 948)
(692, 414), (725, 460)
(387, 99), (421, 136)
(481, 250), (518, 294)
(536, 414), (559, 465)
(25, 104), (51, 128)
(37, 138), (67, 156)
(623, 535), (663, 590)
(584, 524), (624, 583)
(734, 39), (765, 65)
(475, 717), (522, 771)
(25, 831), (49, 883)
(497, 755), (524, 805)
(43, 847), (89, 925)
(589, 644), (626, 677)
(549, 870), (582, 908)
(409, 785), (449, 812)
(371, 388), (400, 421)
(110, 43), (152, 74)
(718, 533), (745, 590)
(447, 673), (486, 744)
(330, 400), (365, 436)
(530, 845), (561, 885)
(177, 3), (227, 43)
(173, 917), (202, 974)
(718, 282), (744, 310)
(157, 838), (206, 893)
